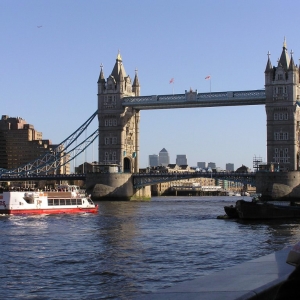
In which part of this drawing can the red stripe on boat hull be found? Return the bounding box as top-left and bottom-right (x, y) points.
(0, 205), (98, 215)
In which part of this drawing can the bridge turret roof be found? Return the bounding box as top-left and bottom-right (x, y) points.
(110, 51), (127, 82)
(278, 37), (290, 70)
(97, 64), (105, 83)
(265, 54), (273, 73)
(133, 69), (140, 87)
(289, 51), (297, 71)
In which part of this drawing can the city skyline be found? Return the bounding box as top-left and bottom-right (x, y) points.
(149, 148), (241, 170)
(2, 1), (300, 170)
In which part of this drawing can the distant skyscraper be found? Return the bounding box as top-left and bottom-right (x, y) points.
(197, 162), (207, 169)
(159, 148), (170, 166)
(176, 154), (187, 166)
(208, 162), (216, 169)
(226, 163), (234, 172)
(149, 154), (159, 167)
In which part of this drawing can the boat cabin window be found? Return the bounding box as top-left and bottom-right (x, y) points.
(23, 193), (35, 204)
(48, 199), (83, 206)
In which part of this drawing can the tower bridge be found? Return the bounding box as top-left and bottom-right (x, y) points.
(2, 39), (300, 200)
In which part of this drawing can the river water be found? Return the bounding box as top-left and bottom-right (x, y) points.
(1, 196), (300, 299)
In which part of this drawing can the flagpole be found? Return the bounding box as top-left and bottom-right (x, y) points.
(169, 78), (174, 95)
(205, 75), (211, 93)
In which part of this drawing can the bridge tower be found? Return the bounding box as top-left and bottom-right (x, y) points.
(97, 52), (140, 173)
(265, 38), (300, 171)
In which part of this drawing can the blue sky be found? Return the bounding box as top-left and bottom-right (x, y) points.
(1, 0), (299, 171)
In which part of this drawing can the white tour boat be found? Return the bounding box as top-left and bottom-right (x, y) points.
(0, 186), (98, 215)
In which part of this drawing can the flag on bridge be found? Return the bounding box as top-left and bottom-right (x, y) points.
(205, 75), (211, 80)
(169, 78), (174, 84)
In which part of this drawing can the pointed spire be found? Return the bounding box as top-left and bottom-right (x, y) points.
(278, 37), (290, 70)
(111, 50), (127, 81)
(119, 63), (124, 82)
(265, 51), (273, 72)
(97, 63), (105, 83)
(133, 68), (140, 87)
(283, 36), (287, 49)
(116, 49), (122, 61)
(289, 49), (296, 70)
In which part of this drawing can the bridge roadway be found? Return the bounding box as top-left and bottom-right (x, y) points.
(0, 172), (255, 186)
(122, 89), (266, 110)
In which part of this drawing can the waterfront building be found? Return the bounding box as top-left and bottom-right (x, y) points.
(197, 162), (207, 169)
(159, 148), (170, 166)
(75, 161), (99, 173)
(0, 115), (70, 174)
(149, 154), (159, 167)
(208, 162), (216, 169)
(226, 163), (234, 172)
(265, 38), (300, 171)
(176, 154), (187, 166)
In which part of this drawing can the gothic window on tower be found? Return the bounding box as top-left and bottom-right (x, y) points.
(278, 74), (283, 80)
(105, 137), (110, 145)
(274, 148), (289, 163)
(105, 118), (117, 126)
(278, 87), (283, 95)
(105, 152), (109, 161)
(273, 112), (288, 120)
(274, 131), (289, 140)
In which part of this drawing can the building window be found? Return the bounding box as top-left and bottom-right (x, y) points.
(105, 137), (110, 145)
(274, 148), (289, 163)
(274, 113), (278, 120)
(278, 87), (283, 94)
(278, 74), (283, 80)
(105, 118), (117, 126)
(112, 137), (117, 144)
(274, 132), (288, 140)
